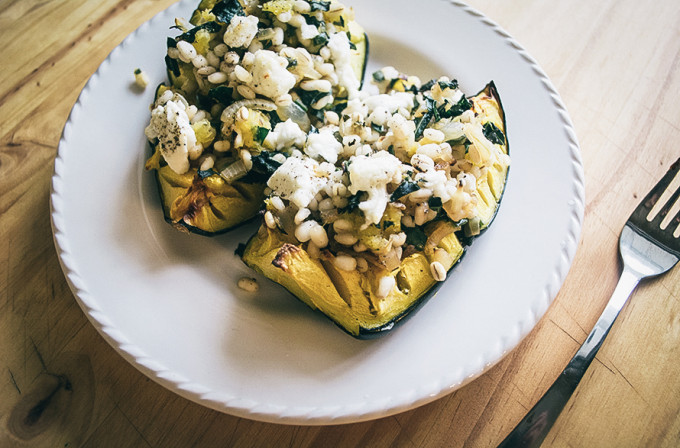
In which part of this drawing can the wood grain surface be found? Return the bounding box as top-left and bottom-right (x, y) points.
(2, 0), (679, 446)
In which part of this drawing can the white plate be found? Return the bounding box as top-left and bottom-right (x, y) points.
(51, 0), (584, 424)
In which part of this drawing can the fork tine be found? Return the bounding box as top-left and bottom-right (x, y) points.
(651, 178), (680, 227)
(630, 158), (680, 224)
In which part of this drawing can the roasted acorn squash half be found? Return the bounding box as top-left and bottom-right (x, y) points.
(147, 0), (369, 236)
(241, 82), (509, 338)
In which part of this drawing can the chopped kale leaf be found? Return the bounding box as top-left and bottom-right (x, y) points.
(298, 89), (330, 108)
(198, 169), (217, 179)
(255, 127), (270, 145)
(419, 79), (436, 92)
(340, 193), (362, 214)
(165, 55), (180, 77)
(212, 0), (244, 24)
(312, 32), (329, 47)
(390, 180), (420, 201)
(439, 96), (471, 119)
(208, 86), (234, 105)
(483, 122), (506, 145)
(414, 96), (439, 140)
(307, 0), (331, 11)
(176, 21), (222, 43)
(404, 227), (428, 251)
(437, 80), (458, 90)
(428, 196), (443, 209)
(244, 151), (283, 182)
(370, 123), (385, 134)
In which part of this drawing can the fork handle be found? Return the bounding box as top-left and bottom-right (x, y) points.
(498, 267), (640, 448)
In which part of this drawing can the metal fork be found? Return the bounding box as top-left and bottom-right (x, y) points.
(499, 158), (680, 448)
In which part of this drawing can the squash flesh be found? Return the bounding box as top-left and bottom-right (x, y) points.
(242, 221), (465, 337)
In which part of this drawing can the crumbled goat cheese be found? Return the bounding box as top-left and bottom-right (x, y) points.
(145, 97), (197, 174)
(249, 50), (297, 99)
(416, 167), (453, 203)
(264, 119), (307, 151)
(305, 127), (342, 163)
(299, 23), (319, 40)
(328, 32), (360, 100)
(363, 92), (414, 115)
(347, 152), (404, 225)
(268, 157), (327, 208)
(223, 15), (259, 48)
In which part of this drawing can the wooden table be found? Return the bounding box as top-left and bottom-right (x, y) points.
(2, 0), (679, 446)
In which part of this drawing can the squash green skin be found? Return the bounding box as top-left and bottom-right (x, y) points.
(241, 83), (509, 338)
(471, 82), (509, 234)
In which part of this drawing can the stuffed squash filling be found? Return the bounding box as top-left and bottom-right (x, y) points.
(143, 0), (510, 338)
(241, 71), (509, 337)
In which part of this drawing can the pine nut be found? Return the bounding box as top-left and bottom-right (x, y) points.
(333, 218), (354, 233)
(206, 51), (220, 68)
(333, 254), (356, 271)
(176, 40), (197, 63)
(300, 79), (332, 92)
(208, 71), (228, 84)
(213, 140), (230, 152)
(310, 223), (328, 248)
(423, 128), (445, 143)
(353, 242), (368, 252)
(295, 220), (316, 242)
(430, 261), (447, 282)
(264, 211), (277, 229)
(294, 208), (311, 225)
(324, 111), (340, 125)
(199, 154), (215, 171)
(234, 65), (253, 83)
(237, 84), (256, 99)
(293, 1), (311, 13)
(192, 55), (208, 68)
(224, 51), (240, 65)
(270, 196), (285, 211)
(312, 94), (334, 110)
(277, 11), (292, 23)
(197, 66), (216, 76)
(237, 277), (259, 292)
(238, 106), (249, 121)
(213, 43), (228, 57)
(335, 233), (358, 246)
(433, 248), (454, 267)
(241, 52), (255, 67)
(318, 198), (334, 211)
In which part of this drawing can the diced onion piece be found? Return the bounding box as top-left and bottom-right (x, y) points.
(220, 159), (249, 183)
(276, 102), (311, 133)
